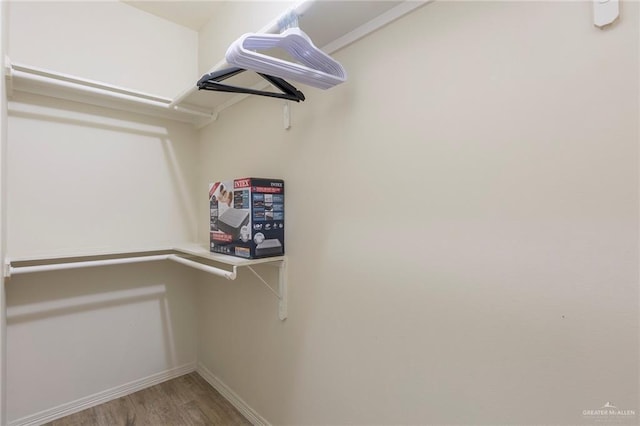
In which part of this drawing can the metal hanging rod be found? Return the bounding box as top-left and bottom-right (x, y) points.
(5, 60), (215, 122)
(168, 255), (237, 280)
(9, 62), (171, 103)
(4, 248), (287, 320)
(5, 254), (171, 277)
(4, 253), (236, 280)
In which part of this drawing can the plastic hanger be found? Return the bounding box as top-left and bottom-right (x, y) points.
(197, 67), (305, 102)
(225, 27), (347, 90)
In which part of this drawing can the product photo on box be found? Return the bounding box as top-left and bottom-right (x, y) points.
(209, 177), (285, 259)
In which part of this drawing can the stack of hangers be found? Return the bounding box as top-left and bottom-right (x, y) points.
(197, 26), (347, 100)
(225, 27), (346, 90)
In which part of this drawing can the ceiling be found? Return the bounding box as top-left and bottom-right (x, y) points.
(122, 1), (221, 31)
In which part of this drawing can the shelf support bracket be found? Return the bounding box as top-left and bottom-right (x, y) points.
(246, 258), (287, 321)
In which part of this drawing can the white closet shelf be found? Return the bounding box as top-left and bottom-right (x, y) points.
(175, 0), (429, 126)
(4, 245), (174, 263)
(4, 1), (429, 127)
(173, 244), (285, 266)
(5, 244), (288, 320)
(5, 61), (215, 125)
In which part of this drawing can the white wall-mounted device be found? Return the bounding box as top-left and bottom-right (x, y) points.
(593, 0), (619, 28)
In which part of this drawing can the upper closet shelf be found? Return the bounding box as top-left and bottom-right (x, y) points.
(5, 61), (215, 125)
(4, 1), (429, 127)
(174, 0), (428, 126)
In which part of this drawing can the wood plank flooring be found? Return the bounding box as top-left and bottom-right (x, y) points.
(43, 372), (251, 426)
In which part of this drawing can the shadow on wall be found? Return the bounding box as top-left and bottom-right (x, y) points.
(4, 261), (199, 421)
(5, 262), (183, 368)
(162, 126), (199, 243)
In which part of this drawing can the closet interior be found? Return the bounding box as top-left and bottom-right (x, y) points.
(1, 1), (638, 425)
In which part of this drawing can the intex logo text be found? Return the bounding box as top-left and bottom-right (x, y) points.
(235, 179), (250, 188)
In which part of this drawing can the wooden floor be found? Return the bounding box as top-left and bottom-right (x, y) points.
(43, 372), (251, 426)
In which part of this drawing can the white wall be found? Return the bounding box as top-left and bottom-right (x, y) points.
(8, 1), (197, 99)
(196, 1), (639, 424)
(4, 1), (200, 422)
(6, 96), (199, 257)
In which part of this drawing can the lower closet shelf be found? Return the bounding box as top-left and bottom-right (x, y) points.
(173, 244), (285, 266)
(4, 244), (288, 320)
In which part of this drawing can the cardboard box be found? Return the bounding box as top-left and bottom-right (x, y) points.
(209, 178), (284, 259)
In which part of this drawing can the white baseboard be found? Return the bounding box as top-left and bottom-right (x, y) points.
(197, 362), (270, 426)
(9, 362), (196, 426)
